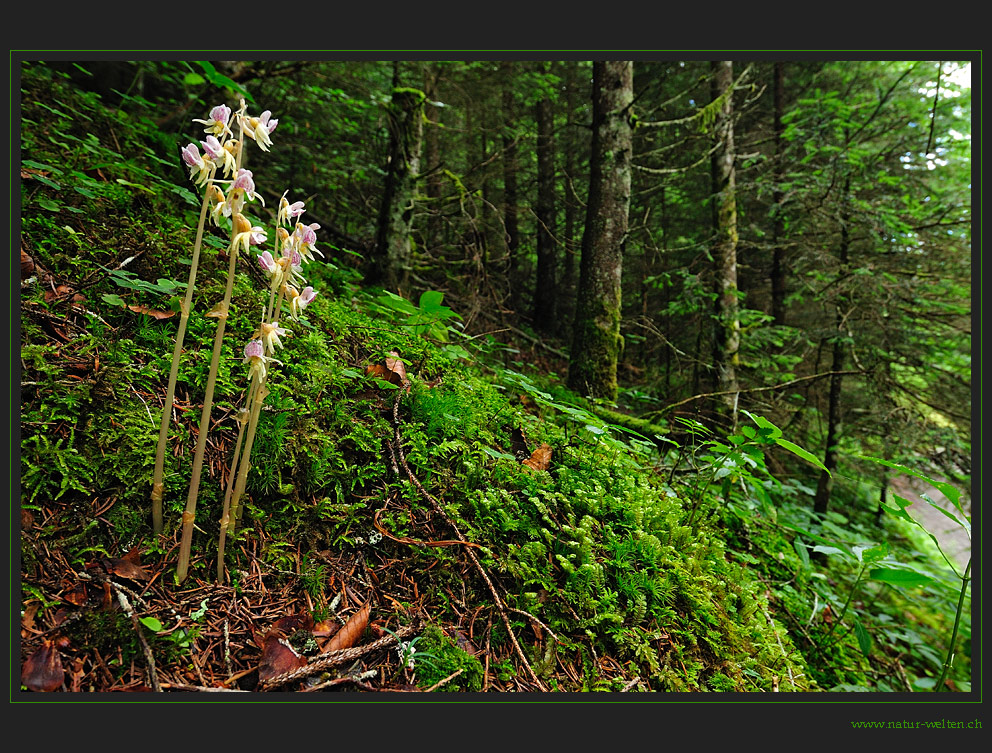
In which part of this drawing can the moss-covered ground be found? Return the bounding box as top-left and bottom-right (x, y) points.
(17, 62), (969, 695)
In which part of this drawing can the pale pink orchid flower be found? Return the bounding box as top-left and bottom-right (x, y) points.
(243, 338), (280, 382)
(181, 143), (213, 186)
(258, 250), (278, 276)
(258, 320), (290, 355)
(232, 169), (262, 204)
(293, 221), (324, 262)
(278, 193), (306, 226)
(284, 284), (317, 320)
(193, 104), (233, 139)
(243, 109), (278, 152)
(231, 213), (262, 255)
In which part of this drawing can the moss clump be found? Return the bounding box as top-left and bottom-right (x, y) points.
(413, 624), (484, 692)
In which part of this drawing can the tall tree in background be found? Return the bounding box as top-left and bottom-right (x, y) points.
(770, 61), (788, 326)
(813, 175), (851, 516)
(709, 61), (741, 426)
(369, 86), (426, 293)
(568, 61), (633, 401)
(533, 67), (558, 331)
(559, 61), (585, 337)
(501, 64), (522, 310)
(423, 64), (445, 257)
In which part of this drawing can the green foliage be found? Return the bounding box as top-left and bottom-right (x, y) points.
(17, 57), (971, 694)
(412, 624), (484, 691)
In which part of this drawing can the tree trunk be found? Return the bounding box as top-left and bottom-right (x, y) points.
(568, 61), (633, 402)
(771, 62), (788, 326)
(710, 60), (741, 428)
(423, 65), (444, 256)
(814, 175), (851, 516)
(501, 69), (521, 311)
(560, 62), (580, 338)
(533, 86), (557, 331)
(369, 87), (426, 294)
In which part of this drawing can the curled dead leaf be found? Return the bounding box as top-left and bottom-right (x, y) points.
(22, 639), (64, 692)
(257, 630), (308, 682)
(102, 547), (151, 581)
(61, 581), (88, 607)
(312, 618), (341, 640)
(522, 443), (553, 471)
(366, 350), (409, 387)
(21, 603), (41, 636)
(127, 304), (176, 320)
(453, 628), (479, 656)
(273, 613), (315, 635)
(324, 601), (371, 653)
(21, 248), (35, 278)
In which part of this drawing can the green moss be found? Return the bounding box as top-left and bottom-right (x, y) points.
(413, 624), (484, 692)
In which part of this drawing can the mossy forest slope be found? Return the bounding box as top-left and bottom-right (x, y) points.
(17, 61), (971, 694)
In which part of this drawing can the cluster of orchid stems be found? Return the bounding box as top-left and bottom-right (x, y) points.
(150, 99), (320, 585)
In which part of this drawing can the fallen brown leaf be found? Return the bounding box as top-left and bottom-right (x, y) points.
(273, 613), (315, 635)
(366, 350), (409, 386)
(22, 639), (64, 692)
(312, 618), (341, 640)
(453, 628), (479, 656)
(21, 603), (40, 636)
(384, 351), (408, 383)
(102, 547), (150, 581)
(522, 443), (553, 471)
(61, 581), (88, 606)
(127, 304), (176, 320)
(257, 631), (308, 683)
(21, 248), (35, 278)
(324, 602), (370, 653)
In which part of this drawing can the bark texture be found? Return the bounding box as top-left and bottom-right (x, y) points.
(501, 73), (521, 309)
(814, 177), (851, 516)
(533, 90), (557, 330)
(369, 87), (426, 293)
(567, 61), (633, 402)
(771, 61), (788, 326)
(710, 60), (741, 423)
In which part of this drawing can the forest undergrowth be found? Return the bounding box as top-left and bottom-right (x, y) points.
(16, 61), (972, 695)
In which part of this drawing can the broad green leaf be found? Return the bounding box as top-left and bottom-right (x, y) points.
(868, 568), (936, 588)
(920, 494), (970, 534)
(481, 447), (516, 461)
(741, 410), (782, 439)
(854, 620), (872, 656)
(781, 523), (850, 555)
(194, 61), (254, 102)
(794, 537), (810, 570)
(139, 616), (163, 632)
(419, 290), (444, 311)
(775, 437), (830, 475)
(853, 543), (888, 564)
(812, 545), (847, 558)
(22, 159), (64, 175)
(881, 494), (916, 523)
(859, 456), (964, 516)
(116, 178), (153, 193)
